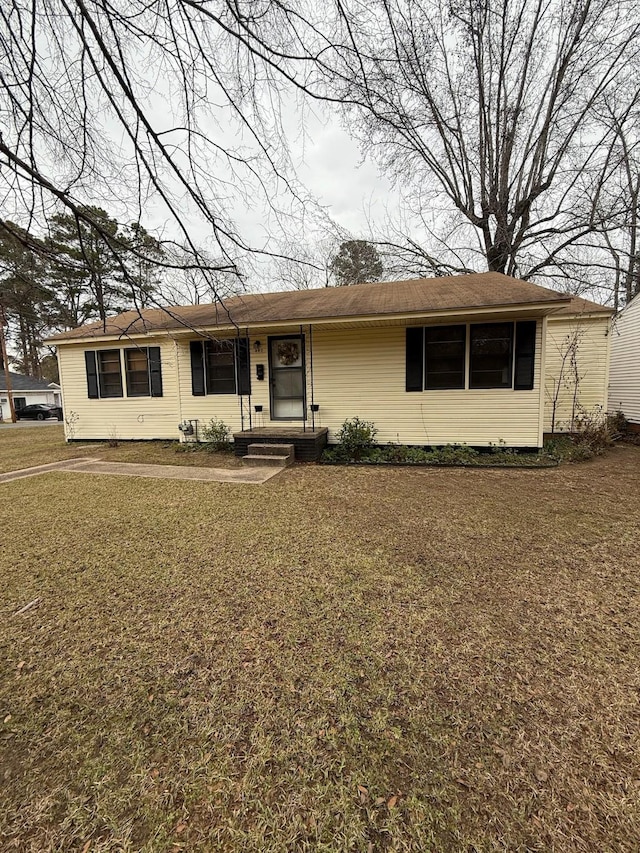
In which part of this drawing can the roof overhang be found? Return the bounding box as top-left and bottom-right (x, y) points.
(47, 298), (573, 346)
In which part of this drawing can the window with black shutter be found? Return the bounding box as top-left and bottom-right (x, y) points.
(190, 338), (251, 396)
(205, 340), (236, 394)
(406, 320), (535, 392)
(123, 346), (164, 397)
(125, 348), (151, 396)
(97, 350), (123, 398)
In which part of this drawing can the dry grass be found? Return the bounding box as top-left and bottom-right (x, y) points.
(1, 438), (640, 851)
(0, 426), (240, 474)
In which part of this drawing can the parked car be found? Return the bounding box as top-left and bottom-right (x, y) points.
(15, 404), (63, 421)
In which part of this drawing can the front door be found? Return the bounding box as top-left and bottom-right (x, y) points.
(269, 335), (305, 420)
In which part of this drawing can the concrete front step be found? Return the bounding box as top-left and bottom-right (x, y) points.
(242, 453), (291, 468)
(242, 442), (295, 468)
(247, 443), (295, 457)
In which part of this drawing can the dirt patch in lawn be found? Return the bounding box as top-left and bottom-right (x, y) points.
(1, 445), (639, 851)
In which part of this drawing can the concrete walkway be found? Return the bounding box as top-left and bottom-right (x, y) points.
(0, 458), (283, 485)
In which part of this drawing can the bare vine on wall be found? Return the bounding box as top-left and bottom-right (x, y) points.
(547, 325), (587, 433)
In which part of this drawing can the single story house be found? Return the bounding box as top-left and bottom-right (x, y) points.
(608, 292), (640, 429)
(0, 371), (62, 421)
(46, 272), (613, 454)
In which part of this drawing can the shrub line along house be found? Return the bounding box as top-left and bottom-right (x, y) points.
(46, 272), (613, 457)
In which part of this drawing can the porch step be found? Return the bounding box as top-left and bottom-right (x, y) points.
(247, 443), (295, 457)
(242, 443), (295, 468)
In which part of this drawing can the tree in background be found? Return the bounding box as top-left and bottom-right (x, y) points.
(222, 0), (640, 298)
(45, 208), (167, 329)
(330, 240), (383, 286)
(0, 0), (307, 309)
(0, 223), (53, 377)
(0, 209), (167, 376)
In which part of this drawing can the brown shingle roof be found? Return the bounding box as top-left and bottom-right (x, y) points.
(552, 294), (613, 316)
(47, 272), (588, 343)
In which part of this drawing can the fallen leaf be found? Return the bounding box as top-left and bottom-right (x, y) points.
(358, 785), (369, 803)
(3, 715), (11, 724)
(17, 661), (25, 672)
(387, 795), (398, 809)
(175, 822), (187, 834)
(375, 796), (386, 806)
(534, 768), (548, 783)
(81, 842), (91, 853)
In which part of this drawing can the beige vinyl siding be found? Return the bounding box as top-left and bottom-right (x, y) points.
(176, 338), (254, 435)
(310, 323), (543, 447)
(57, 338), (180, 440)
(544, 314), (611, 432)
(58, 318), (551, 447)
(608, 297), (640, 424)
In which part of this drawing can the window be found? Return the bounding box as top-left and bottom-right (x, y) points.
(125, 348), (150, 396)
(206, 340), (236, 394)
(97, 350), (123, 398)
(85, 347), (162, 399)
(190, 338), (251, 397)
(469, 323), (514, 389)
(14, 397), (26, 410)
(425, 325), (466, 389)
(406, 321), (536, 392)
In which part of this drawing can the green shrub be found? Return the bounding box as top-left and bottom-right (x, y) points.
(200, 418), (232, 451)
(336, 417), (378, 461)
(430, 443), (480, 465)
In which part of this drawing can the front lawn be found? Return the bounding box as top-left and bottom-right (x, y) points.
(0, 425), (240, 474)
(1, 443), (640, 851)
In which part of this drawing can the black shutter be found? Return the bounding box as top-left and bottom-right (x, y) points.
(190, 340), (206, 396)
(85, 351), (99, 398)
(235, 338), (251, 396)
(514, 321), (536, 390)
(148, 346), (163, 397)
(406, 327), (424, 392)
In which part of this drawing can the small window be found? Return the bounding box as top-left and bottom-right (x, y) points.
(425, 325), (466, 389)
(469, 323), (514, 389)
(97, 350), (123, 398)
(14, 397), (26, 411)
(125, 348), (150, 397)
(205, 340), (236, 394)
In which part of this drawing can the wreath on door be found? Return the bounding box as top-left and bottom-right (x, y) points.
(277, 341), (300, 365)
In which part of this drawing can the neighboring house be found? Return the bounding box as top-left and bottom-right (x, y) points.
(45, 272), (612, 450)
(608, 292), (640, 429)
(0, 372), (62, 422)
